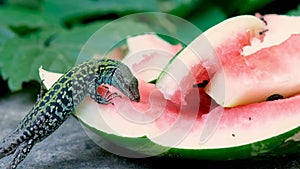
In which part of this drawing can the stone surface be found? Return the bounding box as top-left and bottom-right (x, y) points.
(0, 89), (300, 169)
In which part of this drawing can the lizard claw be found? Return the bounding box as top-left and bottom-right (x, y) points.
(92, 86), (122, 105)
(103, 92), (122, 105)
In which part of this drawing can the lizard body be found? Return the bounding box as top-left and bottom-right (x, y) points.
(0, 58), (140, 169)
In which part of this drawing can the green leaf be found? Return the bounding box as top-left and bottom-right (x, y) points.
(159, 0), (203, 17)
(0, 32), (75, 91)
(0, 5), (59, 35)
(5, 0), (43, 10)
(211, 0), (276, 15)
(0, 20), (151, 91)
(43, 0), (159, 25)
(43, 0), (205, 27)
(0, 26), (16, 44)
(235, 0), (275, 14)
(287, 4), (300, 16)
(76, 20), (151, 58)
(188, 3), (227, 31)
(0, 23), (99, 91)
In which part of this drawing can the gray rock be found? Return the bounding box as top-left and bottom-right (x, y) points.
(0, 89), (300, 169)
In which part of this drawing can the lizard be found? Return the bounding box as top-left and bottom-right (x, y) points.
(0, 58), (140, 169)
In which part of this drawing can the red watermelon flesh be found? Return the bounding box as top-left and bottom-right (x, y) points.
(205, 14), (300, 107)
(207, 34), (300, 107)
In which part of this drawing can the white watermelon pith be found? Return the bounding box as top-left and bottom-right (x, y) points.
(40, 14), (300, 160)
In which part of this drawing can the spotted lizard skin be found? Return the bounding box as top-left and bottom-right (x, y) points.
(0, 58), (140, 169)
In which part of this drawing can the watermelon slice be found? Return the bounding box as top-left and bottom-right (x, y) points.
(40, 14), (300, 160)
(156, 15), (266, 106)
(205, 15), (300, 107)
(122, 33), (182, 83)
(157, 14), (300, 107)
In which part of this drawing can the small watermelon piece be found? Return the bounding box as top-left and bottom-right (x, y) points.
(122, 33), (182, 83)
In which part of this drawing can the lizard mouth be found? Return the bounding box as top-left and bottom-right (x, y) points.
(132, 94), (140, 102)
(128, 86), (140, 102)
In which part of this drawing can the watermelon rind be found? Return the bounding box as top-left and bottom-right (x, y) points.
(75, 108), (300, 160)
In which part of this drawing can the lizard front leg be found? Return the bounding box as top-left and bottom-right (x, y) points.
(37, 80), (47, 101)
(89, 85), (121, 105)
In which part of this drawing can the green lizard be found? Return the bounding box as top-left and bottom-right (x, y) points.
(0, 58), (140, 169)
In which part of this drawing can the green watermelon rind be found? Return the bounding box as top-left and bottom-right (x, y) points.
(75, 114), (300, 160)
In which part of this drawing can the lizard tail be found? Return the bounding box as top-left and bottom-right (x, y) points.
(0, 131), (19, 159)
(0, 139), (8, 159)
(0, 148), (6, 159)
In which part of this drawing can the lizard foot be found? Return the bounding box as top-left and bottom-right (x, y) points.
(6, 139), (34, 169)
(94, 86), (122, 105)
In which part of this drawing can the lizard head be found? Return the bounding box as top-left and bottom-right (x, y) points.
(111, 62), (140, 102)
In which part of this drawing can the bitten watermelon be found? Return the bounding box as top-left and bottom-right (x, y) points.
(40, 14), (300, 160)
(157, 14), (300, 107)
(156, 15), (266, 106)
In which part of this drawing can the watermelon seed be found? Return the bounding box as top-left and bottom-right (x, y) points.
(266, 94), (284, 101)
(249, 117), (252, 121)
(192, 80), (209, 88)
(232, 134), (235, 137)
(259, 29), (269, 35)
(258, 15), (268, 25)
